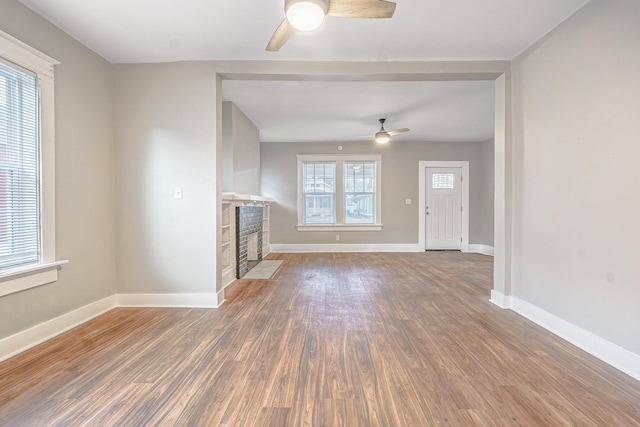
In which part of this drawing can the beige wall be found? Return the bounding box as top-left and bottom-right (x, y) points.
(222, 102), (234, 193)
(262, 140), (494, 246)
(511, 0), (640, 354)
(0, 0), (116, 338)
(221, 101), (261, 195)
(481, 138), (495, 246)
(113, 62), (219, 295)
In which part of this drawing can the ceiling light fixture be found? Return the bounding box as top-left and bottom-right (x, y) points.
(375, 119), (391, 144)
(285, 0), (328, 32)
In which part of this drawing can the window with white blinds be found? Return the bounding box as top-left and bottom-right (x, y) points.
(297, 154), (382, 231)
(0, 59), (41, 269)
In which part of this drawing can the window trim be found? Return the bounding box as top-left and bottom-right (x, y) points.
(0, 30), (66, 296)
(297, 154), (382, 231)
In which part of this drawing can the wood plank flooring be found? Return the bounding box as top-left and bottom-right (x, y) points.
(1, 252), (639, 426)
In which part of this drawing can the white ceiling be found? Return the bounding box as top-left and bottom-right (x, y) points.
(223, 79), (496, 143)
(17, 0), (589, 143)
(18, 0), (589, 63)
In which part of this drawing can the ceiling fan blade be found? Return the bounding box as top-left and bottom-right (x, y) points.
(327, 0), (396, 18)
(266, 18), (296, 51)
(388, 128), (410, 136)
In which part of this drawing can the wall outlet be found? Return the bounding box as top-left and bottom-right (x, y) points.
(335, 234), (340, 241)
(174, 187), (183, 199)
(405, 198), (412, 205)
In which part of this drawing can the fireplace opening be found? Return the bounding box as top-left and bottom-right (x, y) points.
(236, 206), (263, 278)
(247, 231), (260, 270)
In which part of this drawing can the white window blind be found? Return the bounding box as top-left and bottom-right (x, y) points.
(0, 59), (41, 269)
(344, 161), (375, 224)
(303, 161), (336, 224)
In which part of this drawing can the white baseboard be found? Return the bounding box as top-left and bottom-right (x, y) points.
(271, 243), (493, 255)
(490, 289), (511, 308)
(490, 292), (640, 382)
(465, 244), (494, 256)
(4, 287), (639, 385)
(0, 295), (116, 363)
(217, 288), (226, 307)
(270, 243), (421, 253)
(222, 266), (236, 290)
(1, 291), (227, 362)
(116, 292), (221, 308)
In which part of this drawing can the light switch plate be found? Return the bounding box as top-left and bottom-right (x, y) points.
(405, 199), (412, 205)
(174, 187), (183, 199)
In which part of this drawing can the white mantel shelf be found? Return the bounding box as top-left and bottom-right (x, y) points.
(222, 193), (274, 203)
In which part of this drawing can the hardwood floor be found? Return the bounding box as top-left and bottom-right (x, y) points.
(1, 252), (639, 426)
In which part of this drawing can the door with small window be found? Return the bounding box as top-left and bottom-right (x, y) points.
(426, 167), (462, 250)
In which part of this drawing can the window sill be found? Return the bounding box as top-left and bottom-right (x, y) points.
(0, 260), (69, 298)
(297, 224), (383, 232)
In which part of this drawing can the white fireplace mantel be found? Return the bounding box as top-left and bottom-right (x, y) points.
(222, 192), (273, 204)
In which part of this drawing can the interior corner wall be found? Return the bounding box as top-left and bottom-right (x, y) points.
(0, 0), (117, 339)
(113, 61), (218, 295)
(262, 140), (493, 245)
(511, 0), (640, 355)
(221, 101), (261, 195)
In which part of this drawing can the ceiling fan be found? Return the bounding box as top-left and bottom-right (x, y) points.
(374, 118), (409, 144)
(266, 0), (397, 51)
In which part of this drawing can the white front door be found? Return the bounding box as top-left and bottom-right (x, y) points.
(426, 167), (462, 250)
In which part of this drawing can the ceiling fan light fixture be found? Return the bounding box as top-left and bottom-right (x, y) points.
(375, 118), (391, 144)
(285, 0), (327, 31)
(375, 131), (390, 144)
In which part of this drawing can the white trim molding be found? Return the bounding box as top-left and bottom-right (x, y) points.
(0, 261), (69, 297)
(464, 244), (494, 256)
(0, 29), (58, 78)
(221, 193), (273, 204)
(0, 295), (116, 363)
(270, 243), (421, 253)
(222, 266), (236, 289)
(0, 291), (226, 362)
(271, 243), (492, 254)
(490, 290), (511, 309)
(116, 293), (221, 309)
(296, 224), (382, 232)
(490, 294), (640, 382)
(217, 289), (226, 307)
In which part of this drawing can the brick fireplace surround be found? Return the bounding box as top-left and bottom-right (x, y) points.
(235, 206), (263, 278)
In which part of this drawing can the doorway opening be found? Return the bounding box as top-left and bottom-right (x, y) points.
(216, 65), (509, 303)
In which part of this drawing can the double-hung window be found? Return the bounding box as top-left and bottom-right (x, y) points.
(0, 30), (64, 297)
(0, 59), (40, 269)
(303, 162), (336, 224)
(344, 161), (375, 224)
(297, 154), (382, 231)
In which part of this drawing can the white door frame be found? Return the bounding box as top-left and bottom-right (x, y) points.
(419, 161), (470, 251)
